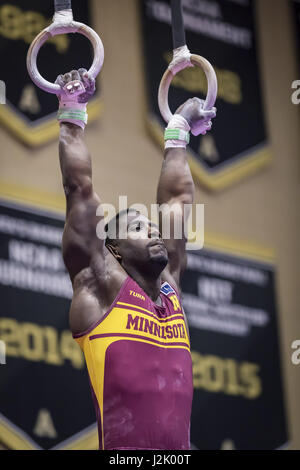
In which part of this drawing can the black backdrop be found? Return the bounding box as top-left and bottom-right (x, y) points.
(181, 249), (288, 449)
(0, 201), (96, 450)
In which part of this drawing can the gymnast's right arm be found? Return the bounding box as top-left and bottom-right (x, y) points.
(59, 123), (103, 281)
(56, 70), (105, 282)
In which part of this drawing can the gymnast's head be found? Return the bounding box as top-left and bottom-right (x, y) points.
(105, 209), (168, 275)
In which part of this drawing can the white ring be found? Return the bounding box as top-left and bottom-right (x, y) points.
(158, 54), (218, 123)
(27, 20), (104, 94)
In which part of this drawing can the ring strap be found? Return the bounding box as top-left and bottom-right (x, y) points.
(54, 0), (72, 11)
(171, 0), (186, 49)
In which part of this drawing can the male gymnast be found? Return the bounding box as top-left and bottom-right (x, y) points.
(56, 68), (216, 450)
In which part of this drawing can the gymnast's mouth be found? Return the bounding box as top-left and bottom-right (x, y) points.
(148, 240), (165, 248)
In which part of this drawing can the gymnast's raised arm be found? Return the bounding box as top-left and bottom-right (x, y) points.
(157, 98), (216, 288)
(56, 69), (104, 282)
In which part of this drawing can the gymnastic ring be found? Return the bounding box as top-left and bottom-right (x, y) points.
(27, 19), (104, 95)
(158, 54), (218, 124)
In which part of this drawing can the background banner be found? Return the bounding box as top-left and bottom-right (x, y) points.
(181, 247), (288, 449)
(0, 201), (288, 450)
(140, 0), (271, 191)
(0, 201), (97, 450)
(0, 0), (102, 147)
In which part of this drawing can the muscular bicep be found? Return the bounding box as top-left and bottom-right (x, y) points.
(164, 239), (187, 286)
(62, 189), (105, 281)
(58, 124), (106, 281)
(159, 198), (188, 286)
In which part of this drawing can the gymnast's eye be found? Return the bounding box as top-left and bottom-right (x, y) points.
(130, 222), (141, 232)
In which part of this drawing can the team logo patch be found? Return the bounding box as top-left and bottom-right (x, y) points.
(160, 282), (175, 296)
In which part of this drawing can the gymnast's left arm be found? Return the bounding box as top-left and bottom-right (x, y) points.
(157, 98), (216, 288)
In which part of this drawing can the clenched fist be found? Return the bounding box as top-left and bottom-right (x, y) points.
(55, 68), (96, 103)
(176, 97), (217, 136)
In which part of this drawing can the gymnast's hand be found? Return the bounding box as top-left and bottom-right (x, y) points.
(175, 97), (217, 136)
(55, 68), (96, 103)
(55, 69), (96, 129)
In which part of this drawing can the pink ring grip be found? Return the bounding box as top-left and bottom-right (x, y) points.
(26, 19), (104, 94)
(158, 54), (218, 125)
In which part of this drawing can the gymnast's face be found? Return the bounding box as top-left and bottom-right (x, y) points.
(114, 212), (168, 272)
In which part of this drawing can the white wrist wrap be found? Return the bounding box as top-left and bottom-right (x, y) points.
(53, 9), (73, 24)
(58, 102), (88, 130)
(165, 114), (191, 149)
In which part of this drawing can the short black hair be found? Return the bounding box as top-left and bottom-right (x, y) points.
(105, 208), (140, 246)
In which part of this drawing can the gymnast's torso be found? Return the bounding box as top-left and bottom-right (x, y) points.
(74, 276), (193, 450)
